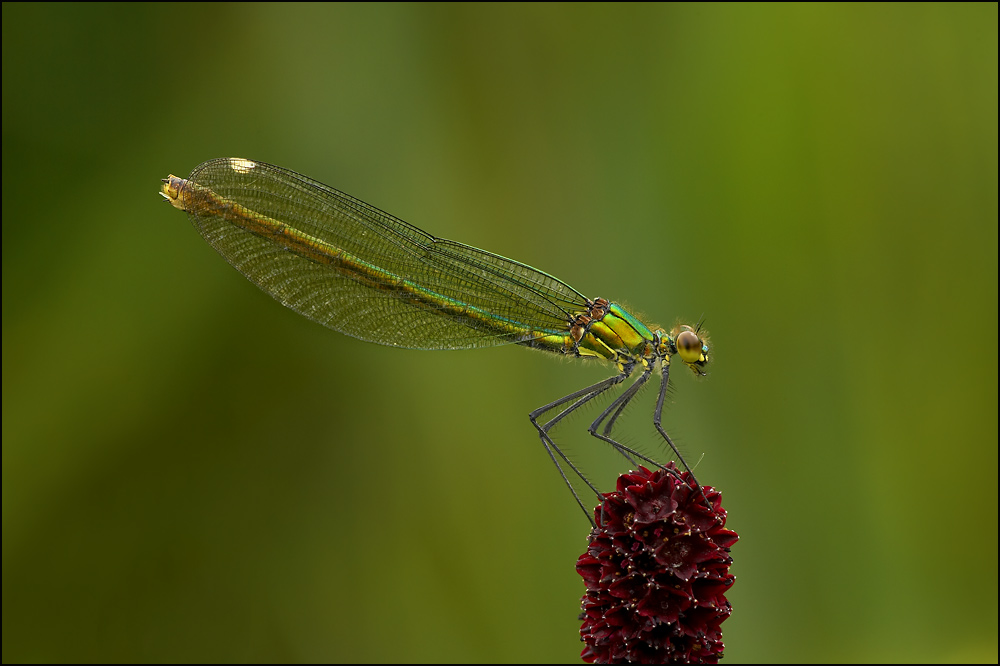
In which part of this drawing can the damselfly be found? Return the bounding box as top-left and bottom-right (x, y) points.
(160, 158), (711, 526)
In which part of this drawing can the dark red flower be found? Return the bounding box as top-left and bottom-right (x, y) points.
(577, 464), (737, 664)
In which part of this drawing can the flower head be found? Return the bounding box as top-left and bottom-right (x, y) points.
(577, 464), (737, 664)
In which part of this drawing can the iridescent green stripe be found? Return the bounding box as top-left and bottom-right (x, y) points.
(182, 180), (575, 350)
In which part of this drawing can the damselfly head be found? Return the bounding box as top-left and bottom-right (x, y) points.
(670, 324), (710, 376)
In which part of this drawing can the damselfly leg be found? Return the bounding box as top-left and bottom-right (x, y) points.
(530, 356), (699, 528)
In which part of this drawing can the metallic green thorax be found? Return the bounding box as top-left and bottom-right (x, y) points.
(588, 303), (655, 357)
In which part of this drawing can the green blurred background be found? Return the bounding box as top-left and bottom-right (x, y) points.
(3, 3), (996, 663)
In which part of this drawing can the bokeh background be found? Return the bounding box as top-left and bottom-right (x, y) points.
(3, 3), (996, 663)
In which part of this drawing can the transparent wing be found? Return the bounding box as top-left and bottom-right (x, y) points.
(182, 158), (589, 349)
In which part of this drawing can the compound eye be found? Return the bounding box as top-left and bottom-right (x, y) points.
(676, 329), (704, 364)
